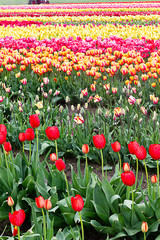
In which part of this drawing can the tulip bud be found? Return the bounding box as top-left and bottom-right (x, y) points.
(82, 144), (89, 154)
(7, 196), (14, 206)
(47, 107), (50, 112)
(77, 104), (81, 111)
(35, 95), (39, 101)
(157, 122), (159, 127)
(35, 196), (45, 208)
(59, 105), (64, 113)
(151, 175), (157, 183)
(97, 108), (102, 115)
(84, 102), (88, 109)
(152, 111), (157, 121)
(65, 96), (70, 103)
(123, 163), (130, 172)
(141, 222), (148, 233)
(139, 118), (143, 123)
(80, 93), (83, 99)
(125, 106), (129, 112)
(133, 114), (138, 121)
(50, 153), (57, 162)
(71, 105), (75, 111)
(139, 91), (142, 97)
(44, 199), (52, 210)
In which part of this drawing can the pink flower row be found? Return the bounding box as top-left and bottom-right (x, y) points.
(0, 36), (158, 58)
(1, 2), (160, 9)
(0, 10), (160, 17)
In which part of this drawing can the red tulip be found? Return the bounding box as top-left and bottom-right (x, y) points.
(35, 196), (45, 208)
(55, 159), (66, 171)
(45, 126), (60, 141)
(7, 196), (14, 206)
(4, 142), (12, 153)
(128, 141), (139, 155)
(25, 128), (35, 141)
(19, 132), (26, 142)
(149, 144), (160, 160)
(50, 153), (57, 161)
(9, 209), (25, 227)
(93, 134), (106, 149)
(121, 171), (135, 186)
(135, 146), (147, 160)
(29, 114), (40, 128)
(44, 199), (52, 210)
(111, 141), (121, 152)
(151, 175), (157, 183)
(0, 124), (7, 136)
(13, 226), (18, 236)
(123, 162), (130, 172)
(71, 194), (84, 212)
(0, 131), (6, 144)
(82, 144), (89, 154)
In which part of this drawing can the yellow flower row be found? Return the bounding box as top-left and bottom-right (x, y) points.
(1, 14), (160, 23)
(1, 7), (160, 13)
(0, 24), (160, 40)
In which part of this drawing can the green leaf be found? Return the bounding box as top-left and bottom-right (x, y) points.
(102, 178), (119, 213)
(62, 212), (75, 225)
(35, 182), (50, 199)
(92, 184), (109, 223)
(90, 220), (116, 235)
(110, 231), (127, 240)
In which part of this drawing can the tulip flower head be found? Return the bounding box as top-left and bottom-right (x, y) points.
(93, 134), (106, 149)
(0, 131), (6, 145)
(151, 175), (157, 183)
(149, 144), (160, 160)
(82, 144), (89, 154)
(35, 196), (45, 208)
(141, 221), (148, 233)
(7, 196), (14, 206)
(29, 114), (40, 128)
(50, 153), (57, 162)
(19, 133), (26, 142)
(123, 163), (130, 172)
(25, 128), (35, 141)
(9, 209), (25, 227)
(135, 146), (147, 160)
(71, 195), (84, 212)
(111, 141), (121, 152)
(128, 141), (139, 155)
(121, 171), (135, 186)
(45, 126), (60, 141)
(55, 159), (66, 171)
(4, 142), (12, 154)
(0, 124), (7, 136)
(44, 199), (52, 210)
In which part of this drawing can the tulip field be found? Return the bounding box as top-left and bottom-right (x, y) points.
(1, 1), (160, 240)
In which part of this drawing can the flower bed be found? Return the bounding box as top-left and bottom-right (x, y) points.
(1, 2), (160, 239)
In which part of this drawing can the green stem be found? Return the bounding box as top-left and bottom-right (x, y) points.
(79, 211), (84, 240)
(36, 128), (38, 167)
(29, 141), (31, 165)
(153, 183), (156, 200)
(85, 154), (89, 183)
(22, 142), (24, 152)
(63, 171), (70, 198)
(126, 186), (130, 200)
(41, 208), (46, 240)
(157, 160), (159, 197)
(55, 140), (58, 159)
(143, 160), (150, 196)
(144, 232), (146, 240)
(131, 186), (134, 212)
(100, 149), (104, 179)
(18, 227), (20, 240)
(11, 206), (14, 214)
(2, 145), (9, 169)
(117, 152), (121, 175)
(135, 157), (139, 189)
